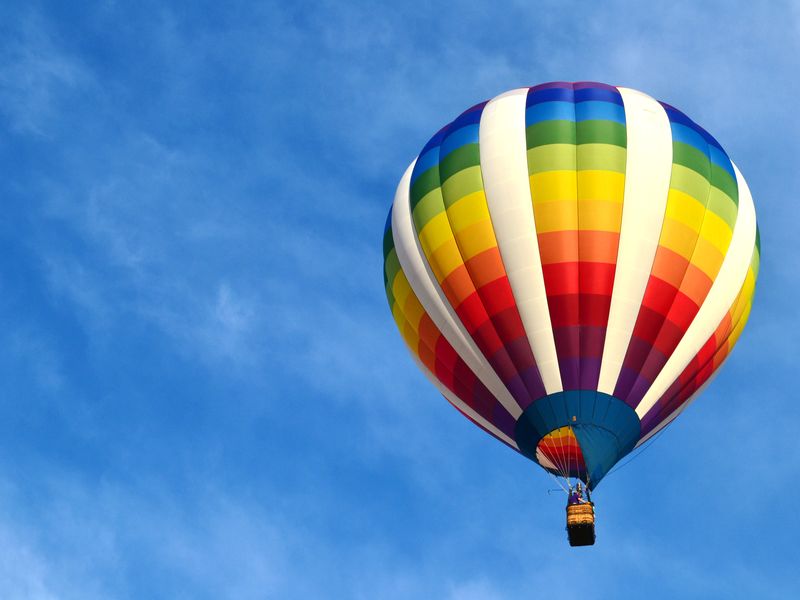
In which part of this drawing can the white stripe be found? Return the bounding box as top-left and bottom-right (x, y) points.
(636, 163), (756, 418)
(597, 88), (673, 394)
(409, 354), (519, 450)
(391, 163), (523, 419)
(479, 88), (562, 394)
(535, 448), (558, 471)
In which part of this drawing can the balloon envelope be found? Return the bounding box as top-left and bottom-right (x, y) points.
(383, 82), (759, 488)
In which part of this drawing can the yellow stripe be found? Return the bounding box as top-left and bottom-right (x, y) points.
(418, 211), (453, 255)
(391, 273), (413, 309)
(429, 238), (464, 282)
(403, 292), (426, 330)
(577, 170), (625, 203)
(455, 219), (497, 258)
(400, 320), (420, 351)
(577, 199), (623, 232)
(664, 189), (705, 233)
(533, 199), (578, 233)
(741, 268), (756, 299)
(689, 237), (725, 279)
(530, 170), (578, 203)
(390, 276), (429, 339)
(698, 210), (733, 255)
(391, 302), (406, 331)
(658, 217), (700, 259)
(728, 301), (752, 346)
(446, 190), (491, 234)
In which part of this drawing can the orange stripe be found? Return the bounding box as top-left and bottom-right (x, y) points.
(417, 313), (440, 349)
(538, 230), (579, 265)
(440, 265), (474, 307)
(538, 231), (579, 264)
(679, 263), (713, 306)
(464, 247), (506, 288)
(650, 246), (689, 288)
(578, 230), (620, 263)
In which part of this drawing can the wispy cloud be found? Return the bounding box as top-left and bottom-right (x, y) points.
(0, 12), (91, 136)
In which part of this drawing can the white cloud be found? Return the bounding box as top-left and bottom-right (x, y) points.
(446, 579), (506, 600)
(0, 14), (92, 136)
(0, 523), (61, 600)
(0, 474), (294, 600)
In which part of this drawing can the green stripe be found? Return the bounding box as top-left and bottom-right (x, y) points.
(412, 188), (446, 231)
(711, 164), (738, 205)
(526, 143), (626, 173)
(576, 120), (626, 147)
(751, 237), (761, 278)
(577, 143), (626, 172)
(439, 144), (480, 182)
(382, 225), (394, 260)
(384, 249), (401, 295)
(670, 164), (711, 205)
(671, 143), (738, 205)
(441, 165), (483, 208)
(527, 144), (576, 173)
(410, 167), (440, 208)
(672, 142), (710, 179)
(706, 187), (738, 230)
(526, 120), (576, 148)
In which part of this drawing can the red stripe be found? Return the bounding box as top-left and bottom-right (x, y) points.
(478, 276), (517, 316)
(641, 276), (678, 316)
(632, 305), (666, 344)
(542, 262), (579, 295)
(579, 262), (616, 296)
(455, 292), (490, 335)
(435, 335), (459, 371)
(548, 295), (580, 327)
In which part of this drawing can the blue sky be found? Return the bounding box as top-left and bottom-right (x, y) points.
(0, 1), (798, 598)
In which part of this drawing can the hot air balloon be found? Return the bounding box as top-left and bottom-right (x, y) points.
(382, 81), (759, 546)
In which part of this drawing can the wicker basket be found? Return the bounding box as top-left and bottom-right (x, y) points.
(566, 502), (595, 526)
(566, 502), (596, 546)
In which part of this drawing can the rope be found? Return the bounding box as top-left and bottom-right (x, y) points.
(547, 468), (569, 493)
(568, 424), (575, 482)
(555, 426), (568, 481)
(605, 418), (676, 479)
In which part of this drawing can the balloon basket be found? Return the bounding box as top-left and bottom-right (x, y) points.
(566, 503), (596, 546)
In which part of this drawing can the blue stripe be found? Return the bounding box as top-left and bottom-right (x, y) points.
(527, 87), (575, 106)
(411, 128), (447, 184)
(451, 103), (485, 129)
(383, 207), (392, 234)
(526, 100), (626, 127)
(672, 122), (710, 155)
(663, 104), (723, 151)
(417, 127), (447, 158)
(526, 101), (576, 125)
(672, 123), (736, 180)
(709, 145), (736, 181)
(574, 87), (623, 105)
(440, 124), (479, 160)
(575, 100), (626, 124)
(412, 147), (440, 183)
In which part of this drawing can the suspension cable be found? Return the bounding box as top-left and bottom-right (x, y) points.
(605, 417), (676, 479)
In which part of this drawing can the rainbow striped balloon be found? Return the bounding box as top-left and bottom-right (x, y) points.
(383, 82), (759, 488)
